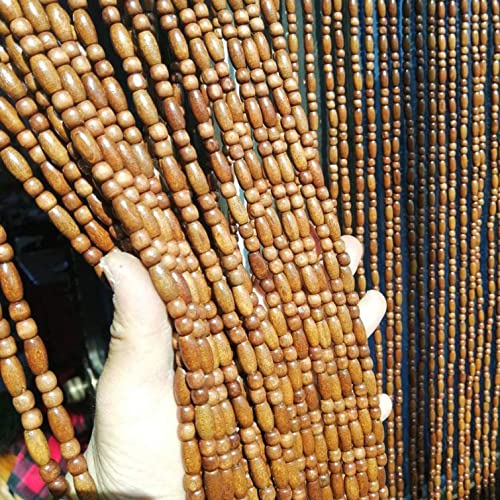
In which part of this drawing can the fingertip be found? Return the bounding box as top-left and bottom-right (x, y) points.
(379, 393), (392, 421)
(101, 250), (169, 339)
(100, 249), (140, 291)
(359, 289), (387, 338)
(341, 235), (363, 274)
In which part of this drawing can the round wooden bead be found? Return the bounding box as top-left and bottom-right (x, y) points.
(60, 437), (81, 460)
(39, 459), (62, 483)
(16, 318), (38, 340)
(67, 455), (88, 476)
(13, 389), (35, 413)
(47, 476), (68, 497)
(35, 370), (57, 393)
(42, 387), (64, 409)
(8, 300), (31, 321)
(0, 336), (16, 358)
(21, 407), (43, 430)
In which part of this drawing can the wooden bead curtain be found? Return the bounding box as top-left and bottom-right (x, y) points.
(0, 0), (497, 499)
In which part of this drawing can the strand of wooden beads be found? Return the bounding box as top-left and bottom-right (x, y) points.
(301, 0), (318, 138)
(0, 223), (96, 498)
(320, 0), (339, 214)
(433, 1), (447, 496)
(183, 0), (349, 482)
(464, 0), (483, 492)
(492, 189), (500, 492)
(0, 126), (111, 269)
(487, 2), (500, 488)
(162, 207), (252, 500)
(362, 0), (383, 393)
(0, 65), (109, 278)
(4, 3), (168, 257)
(401, 0), (417, 491)
(263, 2), (387, 495)
(181, 0), (368, 496)
(445, 1), (458, 496)
(482, 0), (498, 486)
(284, 0), (298, 77)
(0, 0), (159, 218)
(241, 1), (388, 493)
(374, 1), (397, 495)
(425, 1), (439, 493)
(67, 7), (165, 183)
(41, 0), (159, 183)
(386, 2), (404, 496)
(401, 1), (418, 495)
(414, 0), (428, 492)
(331, 0), (351, 232)
(347, 0), (366, 294)
(493, 220), (500, 491)
(457, 0), (471, 494)
(211, 2), (382, 496)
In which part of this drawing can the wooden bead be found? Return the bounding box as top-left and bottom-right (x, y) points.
(110, 23), (135, 59)
(60, 438), (81, 460)
(71, 126), (103, 164)
(24, 428), (50, 466)
(30, 54), (62, 94)
(0, 262), (23, 302)
(67, 455), (88, 476)
(73, 472), (97, 495)
(46, 3), (74, 42)
(48, 206), (80, 240)
(47, 406), (74, 442)
(73, 9), (98, 45)
(21, 407), (43, 430)
(13, 389), (35, 413)
(0, 97), (24, 133)
(0, 336), (16, 358)
(24, 336), (48, 375)
(42, 387), (64, 408)
(16, 318), (38, 340)
(47, 476), (69, 498)
(39, 459), (62, 483)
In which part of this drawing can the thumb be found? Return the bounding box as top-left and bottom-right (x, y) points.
(86, 251), (183, 497)
(99, 250), (174, 383)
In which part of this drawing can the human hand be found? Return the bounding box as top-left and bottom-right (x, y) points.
(68, 237), (391, 498)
